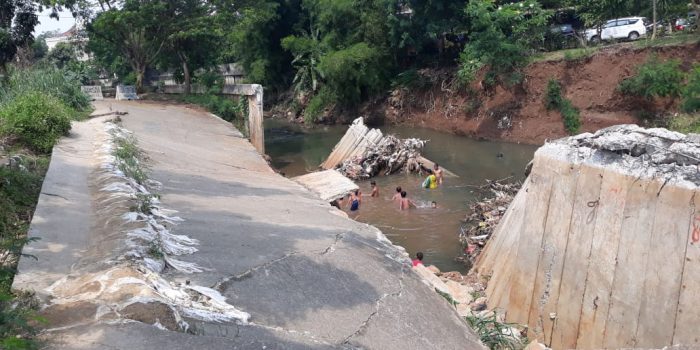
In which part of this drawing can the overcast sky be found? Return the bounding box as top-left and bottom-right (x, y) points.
(35, 9), (76, 35)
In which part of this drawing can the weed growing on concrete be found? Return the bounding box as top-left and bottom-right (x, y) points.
(436, 288), (459, 308)
(545, 78), (580, 134)
(466, 310), (525, 350)
(113, 134), (148, 185)
(147, 240), (164, 259)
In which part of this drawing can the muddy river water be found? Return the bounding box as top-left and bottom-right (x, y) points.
(265, 120), (538, 272)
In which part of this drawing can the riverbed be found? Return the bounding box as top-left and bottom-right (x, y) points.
(265, 119), (537, 272)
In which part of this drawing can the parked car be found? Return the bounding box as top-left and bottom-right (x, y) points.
(586, 17), (647, 43)
(550, 23), (575, 37)
(675, 18), (689, 31)
(645, 19), (668, 35)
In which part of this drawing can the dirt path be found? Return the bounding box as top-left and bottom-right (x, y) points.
(13, 101), (482, 349)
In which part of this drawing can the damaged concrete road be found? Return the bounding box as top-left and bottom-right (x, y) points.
(13, 101), (482, 349)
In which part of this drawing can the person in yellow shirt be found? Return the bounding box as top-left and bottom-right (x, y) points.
(422, 170), (438, 189)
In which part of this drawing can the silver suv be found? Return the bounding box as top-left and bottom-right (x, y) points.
(586, 17), (648, 42)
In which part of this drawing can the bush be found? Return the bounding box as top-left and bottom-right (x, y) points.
(182, 94), (244, 122)
(681, 65), (700, 113)
(544, 78), (581, 134)
(618, 57), (683, 99)
(0, 156), (47, 350)
(560, 99), (581, 134)
(304, 87), (336, 124)
(0, 93), (72, 153)
(545, 79), (563, 110)
(0, 66), (91, 114)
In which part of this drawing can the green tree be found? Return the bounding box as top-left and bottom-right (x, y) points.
(87, 0), (170, 90)
(30, 36), (48, 61)
(0, 0), (39, 77)
(47, 42), (78, 69)
(572, 0), (629, 29)
(459, 0), (551, 87)
(159, 0), (223, 94)
(223, 0), (302, 89)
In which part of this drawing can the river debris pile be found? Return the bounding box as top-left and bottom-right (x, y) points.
(321, 117), (436, 180)
(337, 135), (426, 180)
(459, 179), (521, 265)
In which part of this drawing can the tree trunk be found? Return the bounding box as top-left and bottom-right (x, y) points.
(651, 0), (657, 40)
(136, 67), (145, 92)
(183, 61), (191, 95)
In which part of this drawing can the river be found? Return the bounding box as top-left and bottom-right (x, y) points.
(265, 119), (538, 272)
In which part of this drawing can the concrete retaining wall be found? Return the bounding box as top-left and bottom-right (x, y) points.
(475, 125), (700, 349)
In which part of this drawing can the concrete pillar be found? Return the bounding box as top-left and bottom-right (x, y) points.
(247, 84), (264, 154)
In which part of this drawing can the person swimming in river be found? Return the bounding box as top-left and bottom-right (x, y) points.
(399, 191), (416, 210)
(433, 163), (444, 184)
(392, 186), (402, 202)
(421, 170), (438, 189)
(347, 190), (361, 211)
(412, 252), (424, 267)
(370, 181), (379, 197)
(431, 201), (438, 209)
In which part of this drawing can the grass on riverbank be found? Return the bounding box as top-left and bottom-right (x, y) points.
(668, 114), (700, 134)
(532, 33), (700, 63)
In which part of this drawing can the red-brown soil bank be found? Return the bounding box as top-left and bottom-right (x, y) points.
(382, 42), (699, 145)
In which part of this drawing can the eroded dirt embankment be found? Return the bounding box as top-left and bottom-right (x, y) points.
(382, 43), (699, 145)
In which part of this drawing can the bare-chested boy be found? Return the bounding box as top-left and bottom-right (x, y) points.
(370, 181), (379, 197)
(399, 191), (416, 210)
(392, 186), (402, 202)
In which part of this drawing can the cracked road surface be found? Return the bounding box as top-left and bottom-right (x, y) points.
(14, 101), (483, 349)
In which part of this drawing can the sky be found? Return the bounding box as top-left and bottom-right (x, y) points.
(35, 9), (76, 35)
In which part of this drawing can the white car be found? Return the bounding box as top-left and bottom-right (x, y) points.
(586, 17), (647, 42)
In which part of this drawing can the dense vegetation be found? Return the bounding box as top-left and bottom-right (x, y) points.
(77, 0), (698, 122)
(1, 3), (94, 342)
(0, 63), (90, 348)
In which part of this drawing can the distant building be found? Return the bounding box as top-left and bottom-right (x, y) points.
(45, 23), (89, 61)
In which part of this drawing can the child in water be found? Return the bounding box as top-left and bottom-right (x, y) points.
(422, 170), (438, 189)
(370, 181), (379, 197)
(399, 191), (416, 210)
(431, 201), (438, 209)
(433, 164), (444, 184)
(347, 190), (361, 211)
(392, 186), (402, 202)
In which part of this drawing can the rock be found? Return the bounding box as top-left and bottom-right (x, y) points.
(120, 301), (181, 331)
(413, 264), (450, 295)
(445, 280), (473, 305)
(524, 340), (548, 350)
(456, 303), (472, 318)
(426, 265), (441, 275)
(441, 271), (464, 283)
(471, 296), (488, 311)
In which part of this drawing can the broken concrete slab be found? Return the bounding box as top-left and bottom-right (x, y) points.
(476, 124), (700, 349)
